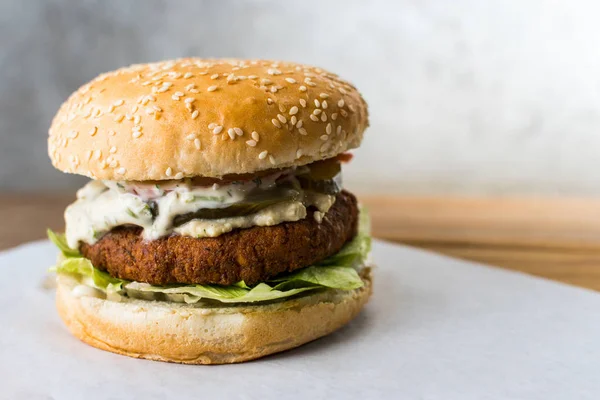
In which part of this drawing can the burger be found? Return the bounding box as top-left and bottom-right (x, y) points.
(47, 58), (371, 364)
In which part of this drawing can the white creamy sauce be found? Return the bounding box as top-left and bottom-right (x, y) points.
(65, 178), (335, 247)
(71, 284), (103, 299)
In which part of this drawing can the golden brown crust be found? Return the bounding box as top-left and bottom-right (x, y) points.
(80, 191), (358, 286)
(48, 59), (369, 180)
(55, 268), (372, 365)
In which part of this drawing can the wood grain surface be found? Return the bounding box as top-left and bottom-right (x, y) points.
(2, 194), (599, 291)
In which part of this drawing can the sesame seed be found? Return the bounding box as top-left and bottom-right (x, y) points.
(338, 99), (345, 108)
(84, 150), (92, 160)
(191, 110), (199, 119)
(131, 105), (139, 113)
(278, 104), (286, 113)
(174, 91), (184, 97)
(289, 106), (299, 115)
(246, 140), (257, 147)
(310, 114), (319, 122)
(186, 133), (197, 141)
(113, 99), (124, 106)
(313, 109), (322, 115)
(320, 135), (328, 141)
(94, 150), (102, 160)
(152, 105), (162, 112)
(117, 167), (126, 175)
(132, 131), (143, 138)
(251, 131), (260, 141)
(307, 81), (316, 87)
(348, 104), (356, 112)
(340, 109), (348, 117)
(321, 113), (327, 122)
(326, 123), (332, 134)
(134, 115), (141, 124)
(285, 77), (297, 84)
(331, 113), (338, 120)
(184, 72), (194, 79)
(258, 150), (268, 160)
(290, 115), (297, 126)
(208, 123), (216, 129)
(299, 86), (307, 92)
(296, 120), (303, 129)
(210, 74), (219, 79)
(337, 125), (342, 134)
(194, 138), (201, 149)
(261, 78), (272, 85)
(296, 149), (303, 159)
(322, 100), (328, 109)
(142, 81), (152, 86)
(190, 88), (200, 93)
(172, 95), (180, 100)
(234, 127), (243, 136)
(338, 87), (347, 94)
(125, 113), (133, 121)
(269, 155), (276, 165)
(68, 130), (79, 139)
(271, 119), (282, 128)
(299, 128), (308, 135)
(267, 68), (281, 75)
(319, 93), (329, 99)
(213, 125), (223, 134)
(277, 114), (287, 124)
(114, 114), (124, 122)
(207, 85), (218, 92)
(227, 128), (236, 140)
(267, 98), (274, 105)
(88, 126), (98, 136)
(270, 86), (278, 93)
(314, 99), (321, 108)
(109, 160), (118, 168)
(174, 172), (184, 179)
(248, 75), (258, 79)
(107, 104), (115, 113)
(184, 97), (195, 104)
(299, 99), (307, 108)
(165, 167), (173, 177)
(109, 146), (117, 154)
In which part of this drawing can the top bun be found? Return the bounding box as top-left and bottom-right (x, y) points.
(48, 58), (369, 181)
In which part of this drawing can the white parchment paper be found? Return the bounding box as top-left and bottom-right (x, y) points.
(1, 239), (599, 400)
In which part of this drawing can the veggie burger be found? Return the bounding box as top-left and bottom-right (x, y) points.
(47, 58), (371, 364)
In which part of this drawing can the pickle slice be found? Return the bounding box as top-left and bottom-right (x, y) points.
(171, 188), (301, 227)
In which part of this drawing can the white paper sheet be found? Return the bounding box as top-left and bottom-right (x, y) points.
(1, 239), (599, 400)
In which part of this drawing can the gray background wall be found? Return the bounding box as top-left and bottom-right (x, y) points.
(2, 0), (600, 195)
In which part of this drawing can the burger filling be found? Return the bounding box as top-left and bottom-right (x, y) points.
(64, 160), (342, 248)
(49, 158), (372, 305)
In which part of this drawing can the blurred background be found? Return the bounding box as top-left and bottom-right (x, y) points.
(3, 0), (600, 195)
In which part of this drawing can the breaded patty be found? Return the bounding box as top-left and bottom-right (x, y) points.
(80, 191), (358, 286)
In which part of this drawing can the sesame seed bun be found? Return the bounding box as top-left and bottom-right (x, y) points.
(55, 268), (372, 364)
(48, 59), (369, 180)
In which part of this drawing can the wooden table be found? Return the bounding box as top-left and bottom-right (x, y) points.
(2, 194), (600, 291)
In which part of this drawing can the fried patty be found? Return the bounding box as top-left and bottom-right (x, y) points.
(80, 190), (358, 286)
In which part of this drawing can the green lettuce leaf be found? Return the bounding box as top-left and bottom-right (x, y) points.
(47, 208), (371, 304)
(47, 229), (80, 257)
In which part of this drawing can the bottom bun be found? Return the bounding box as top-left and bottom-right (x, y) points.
(56, 268), (372, 364)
